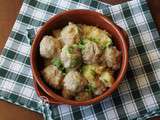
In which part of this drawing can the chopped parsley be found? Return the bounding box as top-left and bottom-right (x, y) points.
(71, 57), (81, 67)
(89, 37), (112, 49)
(101, 37), (112, 49)
(85, 84), (96, 93)
(51, 58), (65, 73)
(72, 44), (85, 49)
(90, 37), (100, 44)
(68, 46), (74, 54)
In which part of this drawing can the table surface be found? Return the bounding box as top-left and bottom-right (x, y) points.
(0, 0), (159, 120)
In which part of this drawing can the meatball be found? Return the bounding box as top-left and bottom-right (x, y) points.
(103, 46), (121, 70)
(82, 41), (102, 64)
(52, 29), (61, 38)
(52, 29), (64, 47)
(75, 91), (92, 101)
(99, 70), (114, 87)
(62, 71), (87, 98)
(61, 22), (80, 45)
(60, 45), (82, 69)
(40, 35), (62, 59)
(42, 65), (63, 89)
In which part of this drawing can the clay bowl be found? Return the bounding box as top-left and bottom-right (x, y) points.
(33, 76), (62, 104)
(30, 9), (128, 106)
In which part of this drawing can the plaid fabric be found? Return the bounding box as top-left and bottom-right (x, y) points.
(0, 0), (160, 119)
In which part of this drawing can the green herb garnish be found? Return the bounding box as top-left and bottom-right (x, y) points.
(51, 58), (65, 74)
(101, 37), (112, 49)
(90, 37), (100, 44)
(85, 84), (96, 93)
(68, 46), (74, 53)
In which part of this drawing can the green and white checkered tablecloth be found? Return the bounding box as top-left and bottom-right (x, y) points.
(0, 0), (160, 119)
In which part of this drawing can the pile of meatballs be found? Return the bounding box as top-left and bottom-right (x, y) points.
(40, 22), (121, 101)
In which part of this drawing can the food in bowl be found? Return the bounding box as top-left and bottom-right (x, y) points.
(39, 22), (121, 101)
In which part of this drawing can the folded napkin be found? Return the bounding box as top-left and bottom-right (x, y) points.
(0, 0), (160, 120)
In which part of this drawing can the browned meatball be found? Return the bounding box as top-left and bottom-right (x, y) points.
(82, 40), (102, 64)
(62, 71), (87, 98)
(102, 46), (121, 70)
(40, 36), (62, 59)
(61, 22), (80, 45)
(42, 65), (63, 89)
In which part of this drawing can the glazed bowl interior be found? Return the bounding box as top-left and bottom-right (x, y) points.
(31, 9), (128, 106)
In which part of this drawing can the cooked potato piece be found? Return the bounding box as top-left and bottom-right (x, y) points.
(99, 70), (114, 87)
(103, 46), (121, 70)
(63, 71), (87, 93)
(75, 91), (92, 101)
(88, 80), (106, 96)
(61, 22), (80, 45)
(94, 65), (105, 75)
(82, 65), (106, 96)
(80, 25), (112, 49)
(82, 40), (102, 64)
(42, 65), (63, 89)
(94, 80), (106, 95)
(40, 36), (62, 59)
(79, 24), (92, 38)
(87, 27), (112, 49)
(62, 88), (74, 99)
(82, 64), (96, 81)
(60, 45), (82, 69)
(82, 64), (105, 81)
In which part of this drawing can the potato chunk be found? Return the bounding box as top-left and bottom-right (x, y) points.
(99, 70), (114, 87)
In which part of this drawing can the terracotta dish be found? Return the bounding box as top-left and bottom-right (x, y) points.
(30, 9), (128, 106)
(33, 77), (62, 104)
